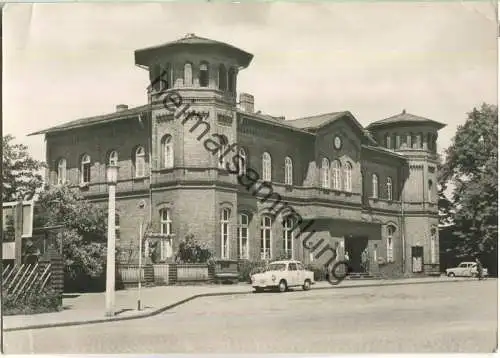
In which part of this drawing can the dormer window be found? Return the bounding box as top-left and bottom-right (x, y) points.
(199, 63), (209, 87)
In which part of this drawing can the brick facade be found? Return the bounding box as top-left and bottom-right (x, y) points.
(33, 34), (445, 277)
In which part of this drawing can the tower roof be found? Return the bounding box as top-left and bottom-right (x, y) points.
(367, 109), (446, 130)
(135, 33), (254, 68)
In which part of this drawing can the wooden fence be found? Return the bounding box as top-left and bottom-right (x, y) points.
(2, 263), (52, 300)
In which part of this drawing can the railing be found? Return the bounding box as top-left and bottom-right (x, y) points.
(2, 263), (52, 300)
(176, 264), (209, 282)
(118, 265), (146, 284)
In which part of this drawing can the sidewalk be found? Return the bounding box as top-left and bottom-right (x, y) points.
(3, 276), (476, 332)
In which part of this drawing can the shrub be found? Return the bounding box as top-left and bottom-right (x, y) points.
(3, 288), (62, 316)
(175, 234), (214, 264)
(238, 260), (268, 282)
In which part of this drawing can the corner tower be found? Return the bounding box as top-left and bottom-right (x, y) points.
(134, 34), (254, 259)
(134, 33), (254, 172)
(367, 110), (446, 276)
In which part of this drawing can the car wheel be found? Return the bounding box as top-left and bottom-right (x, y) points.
(302, 279), (311, 291)
(278, 280), (287, 293)
(447, 272), (455, 277)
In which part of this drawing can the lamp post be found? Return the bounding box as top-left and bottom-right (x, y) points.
(106, 164), (119, 317)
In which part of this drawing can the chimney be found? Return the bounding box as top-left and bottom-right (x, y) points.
(116, 104), (128, 112)
(239, 93), (254, 113)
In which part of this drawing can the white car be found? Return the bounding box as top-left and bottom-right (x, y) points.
(251, 260), (315, 293)
(446, 261), (488, 278)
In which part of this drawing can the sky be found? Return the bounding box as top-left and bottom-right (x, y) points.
(3, 2), (498, 163)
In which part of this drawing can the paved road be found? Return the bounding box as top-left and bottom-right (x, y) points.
(4, 280), (497, 353)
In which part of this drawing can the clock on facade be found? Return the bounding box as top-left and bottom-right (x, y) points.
(333, 136), (342, 150)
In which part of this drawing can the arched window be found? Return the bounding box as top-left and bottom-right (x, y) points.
(134, 146), (146, 178)
(150, 64), (161, 92)
(427, 133), (433, 151)
(321, 158), (330, 189)
(262, 152), (272, 182)
(344, 162), (353, 192)
(386, 177), (393, 201)
(218, 64), (227, 91)
(237, 213), (249, 259)
(385, 133), (391, 148)
(284, 157), (293, 186)
(108, 151), (118, 166)
(217, 135), (229, 169)
(260, 215), (272, 259)
(371, 174), (379, 198)
(199, 62), (209, 87)
(410, 133), (416, 149)
(57, 158), (67, 185)
(220, 208), (230, 259)
(159, 208), (173, 260)
(430, 227), (438, 264)
(161, 64), (170, 90)
(80, 154), (91, 184)
(428, 180), (433, 202)
(331, 160), (341, 190)
(400, 134), (407, 148)
(387, 225), (396, 263)
(161, 135), (173, 169)
(184, 63), (192, 86)
(238, 148), (247, 176)
(283, 217), (294, 259)
(228, 68), (236, 93)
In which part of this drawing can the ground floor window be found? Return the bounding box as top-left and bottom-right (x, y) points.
(160, 208), (173, 260)
(221, 208), (230, 259)
(237, 213), (249, 259)
(260, 215), (272, 259)
(430, 228), (438, 264)
(386, 225), (396, 263)
(282, 217), (294, 259)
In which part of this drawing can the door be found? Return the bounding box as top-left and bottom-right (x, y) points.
(288, 262), (299, 286)
(411, 246), (424, 273)
(345, 236), (369, 273)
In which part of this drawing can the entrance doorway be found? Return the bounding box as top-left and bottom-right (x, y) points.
(345, 236), (369, 273)
(412, 246), (424, 273)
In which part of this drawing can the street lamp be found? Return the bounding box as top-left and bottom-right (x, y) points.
(105, 164), (119, 317)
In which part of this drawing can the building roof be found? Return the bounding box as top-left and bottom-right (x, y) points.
(361, 144), (408, 161)
(367, 110), (446, 130)
(135, 33), (254, 68)
(286, 111), (379, 146)
(286, 112), (348, 129)
(28, 105), (149, 136)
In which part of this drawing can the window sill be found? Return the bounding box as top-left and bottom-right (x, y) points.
(133, 176), (147, 182)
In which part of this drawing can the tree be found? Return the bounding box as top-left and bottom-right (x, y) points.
(2, 134), (45, 202)
(36, 185), (108, 280)
(439, 103), (498, 262)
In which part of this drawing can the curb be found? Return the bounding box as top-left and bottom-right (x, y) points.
(3, 278), (472, 332)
